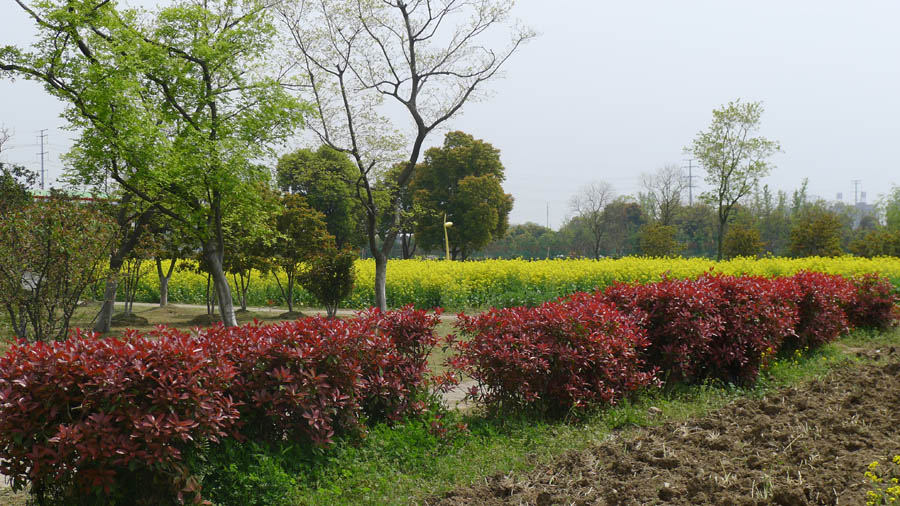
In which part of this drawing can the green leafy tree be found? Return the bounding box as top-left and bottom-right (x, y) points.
(276, 146), (365, 249)
(0, 195), (115, 341)
(675, 203), (717, 258)
(639, 223), (681, 257)
(298, 248), (357, 318)
(849, 229), (900, 257)
(723, 223), (763, 259)
(750, 185), (792, 256)
(279, 0), (533, 309)
(269, 194), (333, 314)
(480, 223), (560, 259)
(789, 203), (844, 257)
(600, 197), (647, 257)
(411, 132), (513, 259)
(223, 183), (278, 311)
(689, 100), (781, 260)
(2, 0), (305, 327)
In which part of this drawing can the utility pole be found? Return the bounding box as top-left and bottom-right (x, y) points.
(682, 159), (699, 206)
(37, 129), (48, 190)
(852, 179), (861, 205)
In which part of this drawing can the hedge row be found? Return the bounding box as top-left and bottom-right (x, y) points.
(0, 273), (895, 503)
(0, 307), (444, 505)
(451, 272), (898, 415)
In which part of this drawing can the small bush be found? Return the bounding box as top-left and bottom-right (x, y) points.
(450, 297), (656, 416)
(784, 271), (854, 350)
(846, 274), (899, 331)
(192, 440), (299, 506)
(704, 274), (797, 383)
(298, 248), (357, 317)
(353, 306), (446, 423)
(603, 276), (726, 384)
(195, 318), (367, 447)
(0, 330), (240, 505)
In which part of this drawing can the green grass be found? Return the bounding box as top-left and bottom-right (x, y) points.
(286, 331), (885, 506)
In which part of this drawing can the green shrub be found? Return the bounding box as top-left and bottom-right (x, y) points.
(194, 440), (300, 506)
(298, 249), (357, 317)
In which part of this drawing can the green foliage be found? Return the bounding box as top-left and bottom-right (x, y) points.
(638, 223), (681, 257)
(277, 146), (365, 249)
(298, 249), (358, 318)
(601, 198), (647, 257)
(193, 440), (300, 506)
(479, 223), (560, 259)
(690, 99), (781, 260)
(850, 229), (900, 258)
(0, 164), (36, 215)
(268, 194), (334, 312)
(411, 132), (514, 259)
(723, 223), (763, 259)
(790, 204), (844, 257)
(0, 195), (115, 341)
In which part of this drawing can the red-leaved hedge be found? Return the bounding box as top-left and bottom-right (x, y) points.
(603, 276), (726, 384)
(784, 271), (854, 351)
(846, 273), (900, 331)
(0, 306), (443, 504)
(0, 329), (240, 504)
(450, 297), (657, 416)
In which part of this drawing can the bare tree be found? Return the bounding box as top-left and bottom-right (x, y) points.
(640, 164), (685, 226)
(0, 125), (10, 155)
(278, 0), (534, 310)
(569, 181), (614, 259)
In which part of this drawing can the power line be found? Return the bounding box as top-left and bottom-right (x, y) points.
(37, 129), (48, 190)
(682, 159), (700, 206)
(852, 179), (862, 205)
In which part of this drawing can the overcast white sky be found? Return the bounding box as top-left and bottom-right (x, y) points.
(2, 0), (899, 229)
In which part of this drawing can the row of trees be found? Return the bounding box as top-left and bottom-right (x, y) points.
(1, 0), (533, 324)
(482, 180), (893, 260)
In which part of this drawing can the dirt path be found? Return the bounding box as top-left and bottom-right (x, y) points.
(435, 352), (900, 506)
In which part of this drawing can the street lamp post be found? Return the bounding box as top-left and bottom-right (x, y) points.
(443, 213), (453, 261)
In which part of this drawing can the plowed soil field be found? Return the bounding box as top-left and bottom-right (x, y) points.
(436, 348), (900, 506)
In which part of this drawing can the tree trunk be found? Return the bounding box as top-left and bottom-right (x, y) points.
(373, 252), (387, 311)
(204, 240), (237, 327)
(94, 251), (128, 334)
(156, 257), (175, 307)
(717, 219), (726, 261)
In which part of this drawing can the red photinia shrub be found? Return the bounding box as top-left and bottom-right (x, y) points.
(0, 329), (240, 504)
(845, 273), (899, 330)
(194, 319), (366, 447)
(450, 297), (656, 417)
(702, 274), (798, 384)
(783, 271), (854, 350)
(353, 306), (446, 422)
(602, 276), (726, 384)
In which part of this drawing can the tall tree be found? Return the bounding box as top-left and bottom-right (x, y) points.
(639, 164), (685, 226)
(278, 0), (533, 310)
(268, 194), (333, 315)
(1, 0), (305, 327)
(276, 146), (365, 249)
(689, 99), (781, 260)
(601, 197), (646, 257)
(411, 131), (513, 259)
(569, 181), (614, 259)
(789, 202), (844, 257)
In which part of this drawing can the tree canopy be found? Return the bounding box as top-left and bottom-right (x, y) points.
(690, 99), (780, 260)
(411, 131), (513, 260)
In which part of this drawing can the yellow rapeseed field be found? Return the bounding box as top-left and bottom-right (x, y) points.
(135, 256), (900, 310)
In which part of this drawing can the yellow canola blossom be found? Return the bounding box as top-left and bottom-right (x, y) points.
(141, 256), (900, 310)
